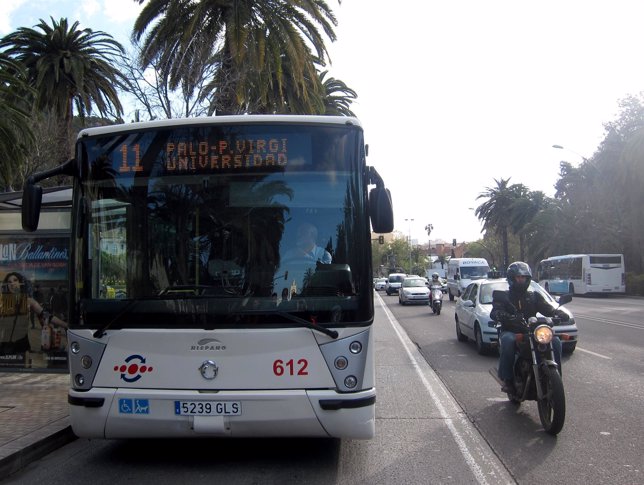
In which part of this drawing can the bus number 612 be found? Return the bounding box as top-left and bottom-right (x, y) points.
(273, 359), (308, 376)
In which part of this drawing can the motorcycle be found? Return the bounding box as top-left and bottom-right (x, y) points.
(488, 291), (572, 436)
(430, 284), (443, 315)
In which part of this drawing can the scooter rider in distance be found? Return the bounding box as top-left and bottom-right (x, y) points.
(491, 262), (568, 393)
(430, 272), (441, 288)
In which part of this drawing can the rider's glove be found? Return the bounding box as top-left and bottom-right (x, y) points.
(494, 311), (519, 323)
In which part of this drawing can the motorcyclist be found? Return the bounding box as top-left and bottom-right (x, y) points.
(491, 261), (568, 393)
(430, 272), (441, 288)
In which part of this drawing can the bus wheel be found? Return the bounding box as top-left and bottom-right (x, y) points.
(569, 283), (574, 295)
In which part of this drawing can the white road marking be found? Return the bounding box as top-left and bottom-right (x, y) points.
(375, 292), (514, 485)
(576, 347), (612, 360)
(574, 313), (643, 330)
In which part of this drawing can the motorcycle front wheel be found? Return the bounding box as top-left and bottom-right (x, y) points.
(537, 366), (566, 436)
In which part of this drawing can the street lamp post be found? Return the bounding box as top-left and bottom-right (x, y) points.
(405, 218), (414, 273)
(425, 223), (433, 269)
(552, 144), (589, 163)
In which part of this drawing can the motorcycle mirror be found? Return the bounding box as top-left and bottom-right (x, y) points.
(558, 293), (573, 306)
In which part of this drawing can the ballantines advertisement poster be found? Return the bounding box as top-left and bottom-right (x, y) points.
(0, 236), (69, 370)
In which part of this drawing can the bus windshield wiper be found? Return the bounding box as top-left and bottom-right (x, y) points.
(93, 299), (141, 338)
(275, 311), (338, 339)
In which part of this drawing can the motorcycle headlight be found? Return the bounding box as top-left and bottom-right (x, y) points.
(534, 325), (554, 344)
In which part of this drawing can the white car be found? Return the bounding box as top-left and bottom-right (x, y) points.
(455, 278), (578, 355)
(399, 276), (430, 305)
(374, 277), (388, 291)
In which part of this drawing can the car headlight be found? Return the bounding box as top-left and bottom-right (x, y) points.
(534, 325), (554, 344)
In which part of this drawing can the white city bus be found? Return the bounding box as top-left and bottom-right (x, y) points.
(536, 254), (625, 295)
(22, 115), (393, 439)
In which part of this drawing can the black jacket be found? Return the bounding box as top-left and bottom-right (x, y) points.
(491, 288), (559, 333)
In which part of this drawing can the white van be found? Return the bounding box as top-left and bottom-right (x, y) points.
(385, 273), (406, 295)
(446, 258), (490, 301)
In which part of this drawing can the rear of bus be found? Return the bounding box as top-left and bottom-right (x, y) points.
(57, 116), (392, 439)
(585, 254), (626, 294)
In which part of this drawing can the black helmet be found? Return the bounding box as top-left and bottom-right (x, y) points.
(506, 261), (532, 293)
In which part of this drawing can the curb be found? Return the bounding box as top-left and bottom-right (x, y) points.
(0, 418), (77, 480)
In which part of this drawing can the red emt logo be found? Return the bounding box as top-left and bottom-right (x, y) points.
(114, 354), (153, 383)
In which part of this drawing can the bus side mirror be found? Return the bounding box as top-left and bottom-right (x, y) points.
(369, 187), (394, 234)
(22, 181), (43, 232)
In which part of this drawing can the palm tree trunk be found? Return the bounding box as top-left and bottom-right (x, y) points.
(501, 228), (509, 269)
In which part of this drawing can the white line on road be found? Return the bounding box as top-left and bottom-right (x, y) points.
(573, 313), (644, 330)
(576, 347), (612, 359)
(375, 292), (514, 485)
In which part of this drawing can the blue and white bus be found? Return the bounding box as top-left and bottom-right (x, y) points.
(536, 254), (625, 295)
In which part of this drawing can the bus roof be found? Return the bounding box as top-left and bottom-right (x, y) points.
(541, 253), (623, 261)
(77, 115), (363, 139)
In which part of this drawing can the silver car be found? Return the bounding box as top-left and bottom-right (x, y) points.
(374, 277), (388, 291)
(454, 279), (578, 355)
(399, 276), (430, 305)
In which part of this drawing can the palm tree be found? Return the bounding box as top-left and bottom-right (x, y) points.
(320, 71), (357, 116)
(238, 52), (325, 114)
(0, 53), (34, 190)
(508, 186), (544, 262)
(132, 0), (338, 115)
(0, 17), (127, 160)
(475, 178), (521, 270)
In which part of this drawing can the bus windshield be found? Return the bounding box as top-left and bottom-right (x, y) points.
(75, 122), (372, 329)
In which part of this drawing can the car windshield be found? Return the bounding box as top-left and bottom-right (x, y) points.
(403, 278), (426, 288)
(478, 280), (553, 304)
(479, 281), (508, 304)
(389, 275), (404, 283)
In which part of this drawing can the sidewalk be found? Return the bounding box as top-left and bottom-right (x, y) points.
(0, 372), (75, 479)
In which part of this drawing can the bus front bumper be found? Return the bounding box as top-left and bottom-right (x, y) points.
(68, 387), (376, 440)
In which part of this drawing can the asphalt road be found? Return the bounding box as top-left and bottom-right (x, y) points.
(385, 291), (644, 485)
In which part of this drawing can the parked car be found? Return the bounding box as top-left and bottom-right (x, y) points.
(385, 273), (406, 295)
(399, 276), (430, 305)
(374, 277), (388, 291)
(454, 278), (578, 355)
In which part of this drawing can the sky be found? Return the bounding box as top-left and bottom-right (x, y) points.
(3, 0), (644, 244)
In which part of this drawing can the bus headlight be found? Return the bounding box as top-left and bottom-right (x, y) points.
(68, 333), (107, 391)
(80, 355), (93, 369)
(349, 341), (362, 354)
(534, 325), (554, 344)
(334, 356), (348, 370)
(344, 375), (357, 389)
